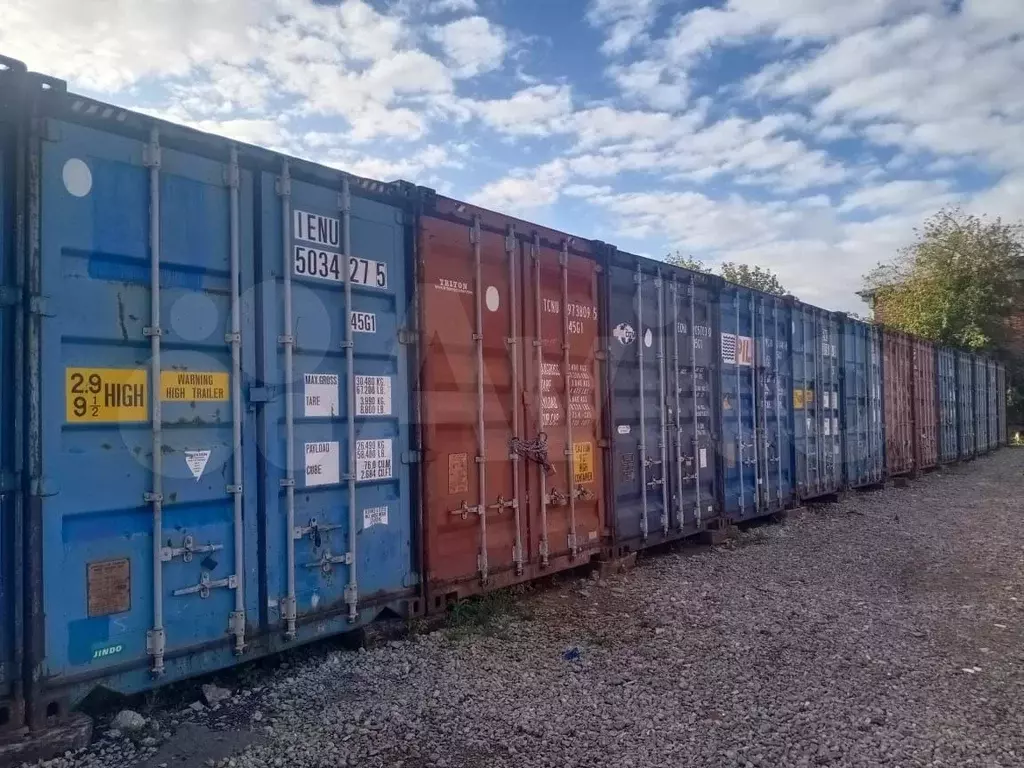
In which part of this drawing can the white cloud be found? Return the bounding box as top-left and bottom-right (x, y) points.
(426, 0), (478, 12)
(469, 84), (574, 136)
(471, 160), (570, 214)
(587, 0), (662, 55)
(430, 16), (509, 77)
(838, 179), (955, 213)
(608, 60), (690, 110)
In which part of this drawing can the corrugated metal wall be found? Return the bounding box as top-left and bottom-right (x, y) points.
(256, 166), (418, 649)
(987, 360), (999, 451)
(840, 318), (884, 488)
(792, 303), (842, 499)
(912, 339), (938, 470)
(603, 250), (719, 552)
(937, 347), (959, 464)
(956, 351), (975, 460)
(883, 331), (915, 476)
(416, 198), (605, 606)
(974, 356), (989, 453)
(996, 364), (1006, 445)
(719, 286), (793, 521)
(0, 54), (25, 733)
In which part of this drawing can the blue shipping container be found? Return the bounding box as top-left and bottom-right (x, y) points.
(791, 302), (841, 499)
(996, 364), (1006, 445)
(956, 351), (975, 460)
(603, 250), (720, 551)
(719, 285), (794, 521)
(24, 81), (416, 717)
(936, 347), (958, 464)
(839, 317), (884, 488)
(255, 164), (417, 642)
(0, 54), (25, 731)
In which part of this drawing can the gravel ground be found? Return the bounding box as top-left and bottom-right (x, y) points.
(33, 449), (1024, 768)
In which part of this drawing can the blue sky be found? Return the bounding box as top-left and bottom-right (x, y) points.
(3, 0), (1022, 311)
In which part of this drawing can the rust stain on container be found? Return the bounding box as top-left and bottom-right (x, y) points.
(417, 195), (605, 606)
(911, 338), (938, 470)
(883, 330), (915, 476)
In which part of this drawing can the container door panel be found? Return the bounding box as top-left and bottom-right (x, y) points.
(974, 358), (988, 453)
(987, 361), (998, 450)
(883, 333), (914, 475)
(258, 173), (415, 637)
(0, 81), (19, 724)
(957, 353), (975, 459)
(937, 348), (958, 464)
(841, 320), (884, 488)
(997, 365), (1006, 445)
(522, 239), (604, 560)
(669, 274), (719, 531)
(605, 260), (666, 544)
(912, 341), (938, 470)
(793, 306), (840, 499)
(38, 121), (259, 694)
(720, 289), (792, 521)
(418, 216), (520, 590)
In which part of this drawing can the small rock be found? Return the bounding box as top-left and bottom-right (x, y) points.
(190, 701), (206, 712)
(111, 709), (147, 733)
(106, 729), (123, 740)
(202, 683), (232, 706)
(253, 711), (264, 722)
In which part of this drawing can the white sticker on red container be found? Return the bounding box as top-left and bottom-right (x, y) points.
(305, 441), (340, 486)
(363, 506), (388, 529)
(304, 373), (339, 417)
(355, 376), (392, 416)
(356, 439), (393, 482)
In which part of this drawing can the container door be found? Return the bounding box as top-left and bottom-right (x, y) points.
(987, 361), (998, 450)
(974, 358), (988, 453)
(605, 257), (669, 545)
(418, 215), (524, 596)
(668, 272), (719, 531)
(957, 353), (974, 459)
(997, 365), (1006, 445)
(883, 333), (914, 475)
(0, 57), (23, 729)
(840, 320), (884, 488)
(793, 307), (840, 498)
(720, 289), (792, 520)
(912, 341), (938, 470)
(36, 119), (259, 700)
(258, 171), (416, 636)
(522, 234), (605, 565)
(937, 348), (957, 463)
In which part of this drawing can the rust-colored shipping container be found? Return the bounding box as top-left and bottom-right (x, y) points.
(911, 337), (938, 470)
(883, 330), (915, 476)
(414, 192), (605, 608)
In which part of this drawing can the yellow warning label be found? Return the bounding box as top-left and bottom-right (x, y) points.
(573, 442), (594, 485)
(793, 389), (814, 409)
(66, 368), (148, 423)
(160, 371), (229, 402)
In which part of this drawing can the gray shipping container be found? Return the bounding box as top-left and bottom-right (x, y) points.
(936, 346), (959, 464)
(956, 351), (975, 460)
(602, 247), (721, 552)
(839, 316), (884, 488)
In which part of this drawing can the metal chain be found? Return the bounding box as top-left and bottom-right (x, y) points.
(509, 432), (555, 475)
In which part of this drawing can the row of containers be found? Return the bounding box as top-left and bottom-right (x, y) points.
(0, 58), (1008, 733)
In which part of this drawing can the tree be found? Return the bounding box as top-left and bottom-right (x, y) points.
(665, 252), (713, 274)
(719, 262), (788, 296)
(862, 207), (1023, 351)
(665, 253), (790, 296)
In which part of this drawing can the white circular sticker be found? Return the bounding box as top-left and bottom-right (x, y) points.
(644, 328), (653, 348)
(62, 158), (92, 197)
(485, 286), (500, 312)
